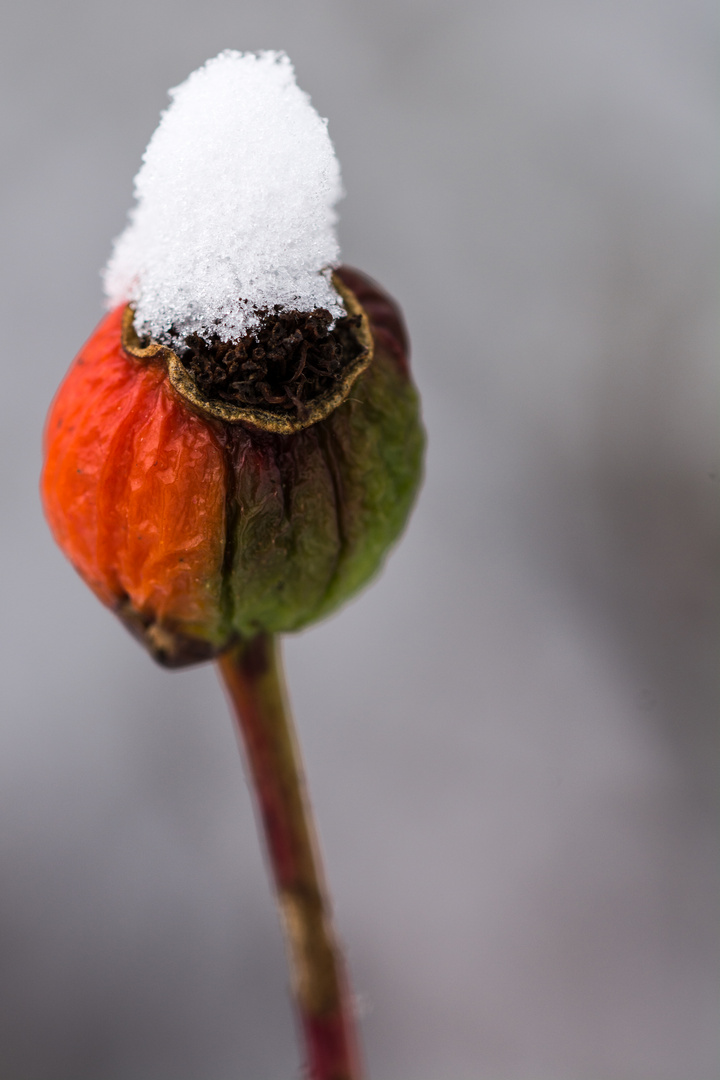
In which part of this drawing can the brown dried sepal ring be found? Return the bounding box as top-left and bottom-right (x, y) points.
(122, 275), (373, 433)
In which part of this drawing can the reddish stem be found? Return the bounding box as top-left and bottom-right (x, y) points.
(218, 634), (363, 1080)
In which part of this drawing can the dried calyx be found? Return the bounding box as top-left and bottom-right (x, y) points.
(122, 275), (373, 434)
(175, 307), (361, 418)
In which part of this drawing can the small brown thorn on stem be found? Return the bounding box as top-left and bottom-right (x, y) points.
(218, 634), (363, 1080)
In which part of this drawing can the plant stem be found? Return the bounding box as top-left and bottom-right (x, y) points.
(218, 633), (363, 1080)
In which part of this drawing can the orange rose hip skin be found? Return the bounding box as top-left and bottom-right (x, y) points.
(42, 268), (424, 666)
(42, 304), (228, 663)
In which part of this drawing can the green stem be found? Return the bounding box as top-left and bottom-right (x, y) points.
(218, 634), (363, 1080)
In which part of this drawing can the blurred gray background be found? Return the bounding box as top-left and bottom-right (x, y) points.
(1, 1), (718, 1078)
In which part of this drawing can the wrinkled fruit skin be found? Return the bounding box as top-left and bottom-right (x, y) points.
(42, 267), (424, 666)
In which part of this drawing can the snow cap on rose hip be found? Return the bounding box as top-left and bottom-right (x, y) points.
(104, 50), (344, 344)
(41, 52), (424, 666)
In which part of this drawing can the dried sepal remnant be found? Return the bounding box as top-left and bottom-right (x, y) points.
(175, 307), (362, 419)
(122, 275), (374, 436)
(42, 270), (424, 666)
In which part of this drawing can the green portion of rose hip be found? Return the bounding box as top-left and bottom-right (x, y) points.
(226, 341), (423, 637)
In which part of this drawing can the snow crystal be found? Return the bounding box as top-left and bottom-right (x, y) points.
(103, 51), (344, 342)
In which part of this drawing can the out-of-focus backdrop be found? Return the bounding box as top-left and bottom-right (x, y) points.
(1, 2), (717, 1078)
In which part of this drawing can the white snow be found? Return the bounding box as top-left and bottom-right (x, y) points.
(103, 50), (344, 342)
